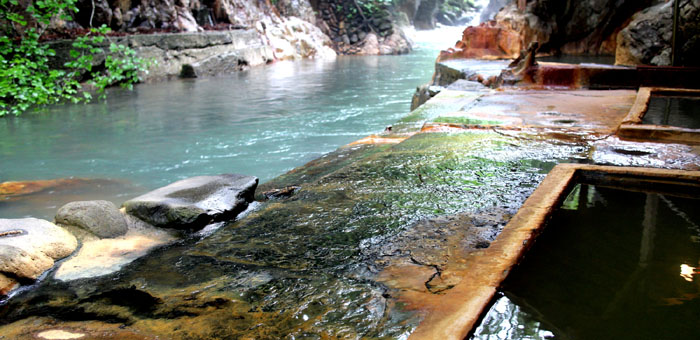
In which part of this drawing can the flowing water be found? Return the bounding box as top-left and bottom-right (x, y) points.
(0, 27), (465, 219)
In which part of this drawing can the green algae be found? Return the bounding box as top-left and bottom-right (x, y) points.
(256, 143), (392, 199)
(391, 91), (483, 134)
(0, 130), (589, 339)
(432, 115), (506, 126)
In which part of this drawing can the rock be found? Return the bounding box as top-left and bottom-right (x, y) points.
(342, 34), (351, 45)
(0, 245), (53, 280)
(413, 0), (439, 30)
(123, 174), (258, 230)
(438, 21), (522, 60)
(55, 200), (129, 238)
(358, 30), (367, 41)
(187, 51), (250, 76)
(264, 17), (337, 60)
(615, 2), (673, 66)
(378, 31), (412, 55)
(54, 213), (178, 281)
(492, 41), (539, 87)
(449, 0), (661, 60)
(0, 218), (77, 280)
(359, 33), (380, 55)
(0, 273), (18, 296)
(275, 0), (316, 23)
(615, 1), (700, 66)
(350, 33), (358, 44)
(262, 186), (300, 200)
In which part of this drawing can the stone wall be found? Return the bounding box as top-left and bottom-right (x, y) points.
(49, 30), (276, 81)
(314, 0), (412, 55)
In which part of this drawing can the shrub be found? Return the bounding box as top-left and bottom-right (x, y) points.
(0, 0), (149, 116)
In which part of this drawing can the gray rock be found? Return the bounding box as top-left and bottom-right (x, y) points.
(0, 218), (77, 280)
(617, 0), (700, 66)
(123, 174), (258, 230)
(480, 0), (510, 23)
(378, 21), (392, 32)
(358, 30), (367, 41)
(187, 51), (250, 77)
(615, 2), (673, 66)
(55, 200), (128, 238)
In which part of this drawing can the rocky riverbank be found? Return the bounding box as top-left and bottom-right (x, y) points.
(0, 174), (258, 298)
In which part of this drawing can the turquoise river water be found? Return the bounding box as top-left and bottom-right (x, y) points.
(0, 28), (463, 219)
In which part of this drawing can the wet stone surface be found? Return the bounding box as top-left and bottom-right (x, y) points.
(0, 130), (589, 339)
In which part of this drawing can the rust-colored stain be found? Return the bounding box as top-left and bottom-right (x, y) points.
(347, 134), (409, 146)
(0, 178), (119, 199)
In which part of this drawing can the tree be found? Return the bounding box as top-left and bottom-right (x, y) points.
(0, 0), (149, 116)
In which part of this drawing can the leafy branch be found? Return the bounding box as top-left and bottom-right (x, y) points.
(0, 0), (150, 116)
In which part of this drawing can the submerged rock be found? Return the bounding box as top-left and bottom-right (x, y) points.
(55, 200), (128, 238)
(123, 174), (258, 230)
(0, 218), (77, 288)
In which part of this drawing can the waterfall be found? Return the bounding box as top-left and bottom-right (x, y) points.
(477, 0), (510, 25)
(469, 0), (492, 26)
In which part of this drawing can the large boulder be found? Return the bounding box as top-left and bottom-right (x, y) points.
(439, 20), (523, 60)
(122, 174), (258, 230)
(615, 2), (673, 66)
(55, 200), (129, 238)
(55, 214), (177, 282)
(445, 0), (659, 60)
(0, 218), (78, 282)
(413, 0), (440, 30)
(616, 0), (700, 66)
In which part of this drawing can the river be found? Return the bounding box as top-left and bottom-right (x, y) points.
(0, 27), (464, 219)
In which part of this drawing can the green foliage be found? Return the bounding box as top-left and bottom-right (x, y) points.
(0, 0), (149, 116)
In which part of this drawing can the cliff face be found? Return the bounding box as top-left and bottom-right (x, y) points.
(73, 0), (283, 32)
(68, 0), (413, 56)
(440, 0), (699, 66)
(524, 0), (657, 55)
(616, 0), (700, 66)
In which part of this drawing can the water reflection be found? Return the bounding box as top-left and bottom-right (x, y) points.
(473, 184), (700, 340)
(472, 295), (556, 340)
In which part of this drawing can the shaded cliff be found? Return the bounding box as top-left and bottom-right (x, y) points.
(439, 0), (699, 66)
